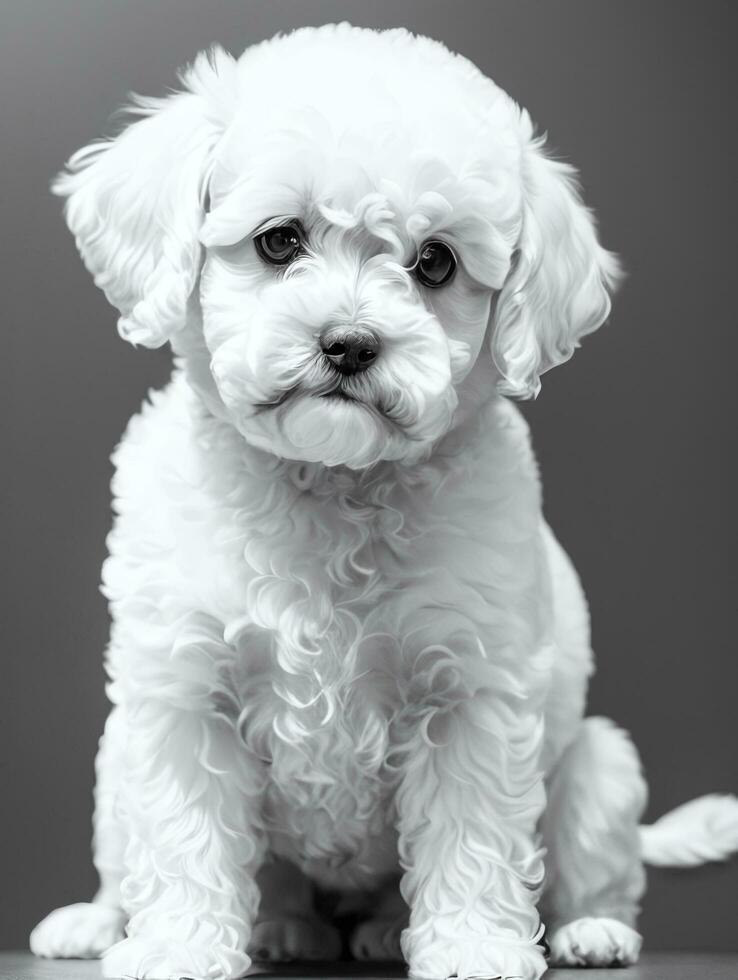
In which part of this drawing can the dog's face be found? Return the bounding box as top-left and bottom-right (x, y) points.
(56, 24), (620, 468)
(195, 47), (524, 469)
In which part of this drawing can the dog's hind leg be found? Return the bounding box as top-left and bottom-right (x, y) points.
(540, 716), (647, 967)
(349, 877), (406, 962)
(248, 859), (342, 962)
(30, 705), (128, 958)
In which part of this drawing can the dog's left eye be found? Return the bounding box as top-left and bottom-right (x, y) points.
(254, 223), (304, 266)
(413, 240), (457, 288)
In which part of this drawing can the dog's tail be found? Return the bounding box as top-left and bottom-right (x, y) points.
(640, 793), (738, 867)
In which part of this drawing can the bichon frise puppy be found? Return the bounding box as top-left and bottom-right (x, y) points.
(30, 22), (738, 980)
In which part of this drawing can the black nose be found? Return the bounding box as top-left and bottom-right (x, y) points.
(319, 326), (380, 375)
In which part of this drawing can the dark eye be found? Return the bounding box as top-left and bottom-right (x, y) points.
(414, 240), (457, 288)
(254, 223), (304, 266)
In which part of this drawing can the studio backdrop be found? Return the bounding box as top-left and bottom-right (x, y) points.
(1, 0), (736, 953)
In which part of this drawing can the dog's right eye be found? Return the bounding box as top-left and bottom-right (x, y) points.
(253, 223), (304, 266)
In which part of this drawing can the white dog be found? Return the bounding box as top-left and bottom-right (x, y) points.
(30, 23), (738, 980)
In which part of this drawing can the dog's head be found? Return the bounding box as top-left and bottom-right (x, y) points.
(55, 23), (620, 468)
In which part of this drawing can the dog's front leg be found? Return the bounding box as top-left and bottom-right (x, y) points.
(102, 620), (266, 980)
(396, 641), (548, 980)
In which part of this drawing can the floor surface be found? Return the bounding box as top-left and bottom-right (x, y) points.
(2, 952), (738, 980)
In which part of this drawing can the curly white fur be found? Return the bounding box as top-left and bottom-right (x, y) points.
(29, 22), (737, 980)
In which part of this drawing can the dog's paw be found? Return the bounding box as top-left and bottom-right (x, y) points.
(548, 917), (642, 967)
(406, 937), (547, 980)
(102, 935), (250, 980)
(248, 915), (341, 962)
(350, 916), (404, 961)
(30, 903), (126, 959)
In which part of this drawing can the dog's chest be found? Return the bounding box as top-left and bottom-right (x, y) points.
(176, 405), (543, 878)
(264, 704), (399, 887)
(231, 612), (401, 885)
(219, 482), (407, 880)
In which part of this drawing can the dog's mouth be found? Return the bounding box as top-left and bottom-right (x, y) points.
(319, 389), (357, 403)
(253, 380), (362, 413)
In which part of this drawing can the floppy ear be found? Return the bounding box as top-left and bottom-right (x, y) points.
(491, 112), (622, 399)
(53, 47), (238, 348)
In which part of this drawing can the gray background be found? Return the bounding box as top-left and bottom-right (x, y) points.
(1, 0), (736, 955)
